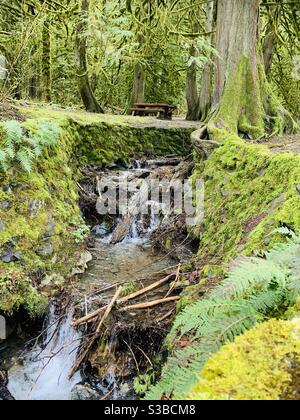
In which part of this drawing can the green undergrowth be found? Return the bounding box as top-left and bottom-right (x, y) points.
(145, 230), (300, 400)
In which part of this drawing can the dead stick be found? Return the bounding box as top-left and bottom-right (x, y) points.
(120, 296), (180, 312)
(69, 286), (122, 378)
(157, 308), (176, 323)
(118, 273), (175, 304)
(165, 264), (181, 298)
(72, 273), (175, 327)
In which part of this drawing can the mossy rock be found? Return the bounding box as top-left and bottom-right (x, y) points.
(186, 319), (300, 400)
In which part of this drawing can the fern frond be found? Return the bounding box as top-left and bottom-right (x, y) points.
(148, 232), (300, 400)
(210, 258), (288, 300)
(16, 147), (34, 172)
(0, 149), (8, 172)
(2, 120), (23, 144)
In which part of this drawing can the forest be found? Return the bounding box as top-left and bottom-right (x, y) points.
(0, 0), (300, 402)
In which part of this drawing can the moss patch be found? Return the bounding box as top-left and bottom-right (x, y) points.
(186, 319), (300, 400)
(191, 136), (300, 291)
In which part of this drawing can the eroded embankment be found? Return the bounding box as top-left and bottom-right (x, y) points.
(0, 108), (194, 315)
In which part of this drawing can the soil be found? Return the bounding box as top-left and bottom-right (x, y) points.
(0, 101), (24, 122)
(255, 134), (300, 154)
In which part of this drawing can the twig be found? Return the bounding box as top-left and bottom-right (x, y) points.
(72, 274), (175, 327)
(122, 339), (140, 374)
(165, 264), (181, 298)
(69, 286), (122, 378)
(118, 273), (175, 304)
(120, 296), (180, 312)
(157, 308), (176, 323)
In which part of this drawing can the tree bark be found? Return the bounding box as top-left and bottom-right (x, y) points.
(186, 2), (214, 122)
(41, 18), (51, 102)
(202, 0), (297, 141)
(198, 0), (214, 122)
(186, 44), (200, 121)
(132, 62), (145, 104)
(263, 26), (276, 77)
(75, 0), (104, 113)
(208, 0), (265, 139)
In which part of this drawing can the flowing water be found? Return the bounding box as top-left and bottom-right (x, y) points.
(7, 306), (81, 400)
(2, 160), (183, 400)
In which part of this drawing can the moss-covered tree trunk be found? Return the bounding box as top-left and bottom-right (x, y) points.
(209, 0), (265, 139)
(75, 0), (104, 114)
(186, 45), (200, 121)
(206, 0), (296, 141)
(198, 0), (214, 122)
(132, 62), (145, 105)
(186, 2), (214, 122)
(41, 18), (51, 102)
(263, 25), (276, 77)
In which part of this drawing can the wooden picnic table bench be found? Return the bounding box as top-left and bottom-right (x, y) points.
(131, 103), (176, 120)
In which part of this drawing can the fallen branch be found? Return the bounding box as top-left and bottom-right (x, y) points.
(69, 286), (122, 378)
(118, 273), (175, 304)
(120, 296), (180, 312)
(72, 273), (176, 327)
(157, 307), (176, 323)
(165, 264), (181, 298)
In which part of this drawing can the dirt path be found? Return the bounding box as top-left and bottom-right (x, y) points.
(255, 134), (300, 154)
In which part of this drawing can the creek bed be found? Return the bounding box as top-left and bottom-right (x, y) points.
(1, 158), (192, 400)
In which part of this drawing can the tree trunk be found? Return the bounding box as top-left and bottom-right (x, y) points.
(132, 62), (145, 105)
(186, 45), (200, 121)
(209, 0), (265, 140)
(186, 2), (214, 122)
(41, 19), (51, 102)
(75, 0), (103, 113)
(263, 27), (276, 77)
(198, 0), (214, 122)
(205, 0), (297, 141)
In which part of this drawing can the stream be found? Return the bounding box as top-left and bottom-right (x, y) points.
(1, 158), (192, 400)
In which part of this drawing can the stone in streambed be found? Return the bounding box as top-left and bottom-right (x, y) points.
(70, 384), (100, 400)
(91, 223), (110, 238)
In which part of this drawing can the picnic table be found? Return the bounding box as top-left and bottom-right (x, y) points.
(131, 103), (176, 120)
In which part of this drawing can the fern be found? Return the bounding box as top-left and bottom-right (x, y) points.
(146, 232), (300, 400)
(0, 119), (60, 173)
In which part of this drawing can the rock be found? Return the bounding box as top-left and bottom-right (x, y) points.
(296, 185), (300, 195)
(0, 201), (12, 210)
(0, 219), (5, 232)
(2, 185), (12, 194)
(36, 243), (54, 257)
(29, 199), (44, 217)
(91, 223), (110, 238)
(40, 273), (64, 289)
(70, 384), (100, 401)
(0, 371), (15, 401)
(42, 221), (56, 238)
(221, 190), (230, 197)
(71, 251), (93, 276)
(1, 250), (22, 263)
